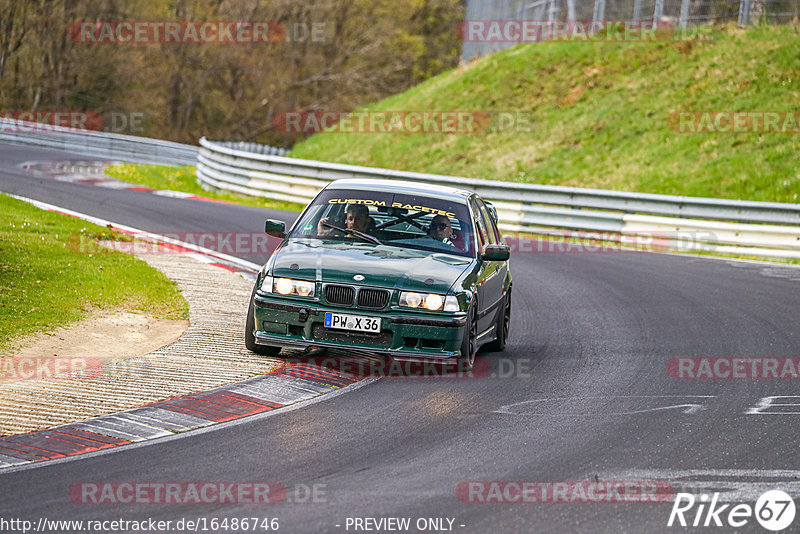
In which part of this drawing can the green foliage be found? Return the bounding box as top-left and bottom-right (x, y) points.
(0, 0), (464, 146)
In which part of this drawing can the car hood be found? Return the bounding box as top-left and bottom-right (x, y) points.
(270, 239), (473, 293)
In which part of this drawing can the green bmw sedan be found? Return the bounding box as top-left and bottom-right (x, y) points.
(245, 179), (511, 370)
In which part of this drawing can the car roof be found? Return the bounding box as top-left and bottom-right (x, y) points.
(323, 178), (474, 202)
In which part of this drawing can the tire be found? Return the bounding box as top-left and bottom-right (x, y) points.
(485, 289), (511, 353)
(458, 305), (477, 371)
(245, 283), (282, 357)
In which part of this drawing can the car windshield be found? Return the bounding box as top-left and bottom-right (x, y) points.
(290, 188), (475, 257)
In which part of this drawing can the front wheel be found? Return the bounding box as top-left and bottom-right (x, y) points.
(485, 290), (511, 352)
(245, 283), (281, 357)
(458, 306), (477, 371)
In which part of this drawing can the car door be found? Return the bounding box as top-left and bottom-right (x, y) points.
(478, 198), (509, 328)
(470, 197), (504, 339)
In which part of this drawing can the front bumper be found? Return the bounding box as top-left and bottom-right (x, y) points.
(252, 293), (467, 359)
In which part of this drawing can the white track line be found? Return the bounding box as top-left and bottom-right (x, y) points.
(8, 193), (261, 273)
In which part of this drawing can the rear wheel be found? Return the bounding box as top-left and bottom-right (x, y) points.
(245, 283), (281, 357)
(458, 306), (477, 371)
(485, 290), (511, 352)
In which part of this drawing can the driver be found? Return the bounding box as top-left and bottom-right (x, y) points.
(428, 214), (454, 247)
(318, 204), (371, 235)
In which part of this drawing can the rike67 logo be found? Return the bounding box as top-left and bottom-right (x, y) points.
(668, 490), (796, 531)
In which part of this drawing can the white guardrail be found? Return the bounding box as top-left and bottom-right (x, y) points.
(0, 119), (198, 165)
(2, 122), (797, 260)
(198, 137), (800, 259)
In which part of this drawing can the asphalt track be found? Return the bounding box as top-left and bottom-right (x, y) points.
(2, 142), (800, 533)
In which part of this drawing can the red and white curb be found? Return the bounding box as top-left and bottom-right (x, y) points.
(2, 185), (377, 470)
(0, 362), (372, 470)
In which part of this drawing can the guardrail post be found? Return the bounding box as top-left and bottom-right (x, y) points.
(593, 0), (606, 22)
(679, 0), (690, 28)
(653, 0), (664, 24)
(548, 0), (558, 25)
(738, 0), (751, 25)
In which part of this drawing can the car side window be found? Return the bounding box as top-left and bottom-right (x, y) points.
(477, 200), (502, 245)
(470, 199), (490, 251)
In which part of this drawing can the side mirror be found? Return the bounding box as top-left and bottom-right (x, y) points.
(482, 244), (510, 261)
(264, 219), (286, 238)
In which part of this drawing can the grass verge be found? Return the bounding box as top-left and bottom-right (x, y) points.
(0, 193), (189, 352)
(104, 163), (306, 212)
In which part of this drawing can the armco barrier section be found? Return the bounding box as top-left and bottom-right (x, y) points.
(197, 137), (800, 259)
(0, 119), (198, 166)
(2, 123), (796, 260)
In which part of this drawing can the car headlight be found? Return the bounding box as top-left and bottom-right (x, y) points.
(399, 292), (460, 312)
(261, 276), (315, 297)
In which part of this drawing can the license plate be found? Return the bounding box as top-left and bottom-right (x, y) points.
(324, 312), (381, 333)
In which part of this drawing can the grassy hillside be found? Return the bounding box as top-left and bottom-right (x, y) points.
(290, 24), (800, 203)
